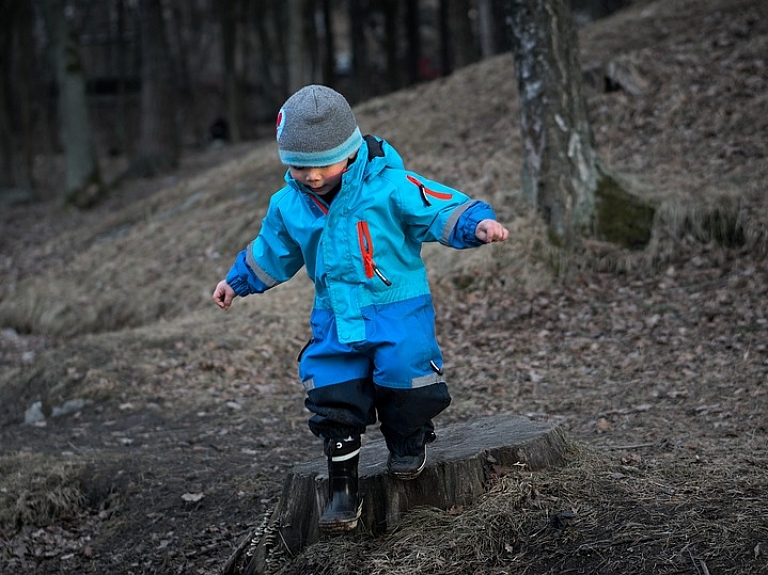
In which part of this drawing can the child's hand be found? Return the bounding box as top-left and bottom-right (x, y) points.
(475, 219), (509, 243)
(212, 280), (236, 310)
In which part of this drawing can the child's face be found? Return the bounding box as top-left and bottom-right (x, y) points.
(289, 158), (349, 196)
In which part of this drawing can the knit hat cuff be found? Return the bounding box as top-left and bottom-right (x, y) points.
(278, 127), (363, 167)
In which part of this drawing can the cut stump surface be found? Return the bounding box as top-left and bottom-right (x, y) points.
(278, 414), (569, 555)
(223, 414), (571, 574)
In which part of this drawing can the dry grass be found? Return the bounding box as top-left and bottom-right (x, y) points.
(0, 452), (86, 531)
(271, 446), (768, 575)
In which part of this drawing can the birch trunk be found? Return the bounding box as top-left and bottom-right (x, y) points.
(506, 0), (654, 250)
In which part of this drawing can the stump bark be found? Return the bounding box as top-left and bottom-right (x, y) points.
(222, 414), (570, 575)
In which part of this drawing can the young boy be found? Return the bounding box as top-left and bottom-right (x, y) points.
(213, 85), (508, 532)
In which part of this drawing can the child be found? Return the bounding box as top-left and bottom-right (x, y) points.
(213, 85), (508, 532)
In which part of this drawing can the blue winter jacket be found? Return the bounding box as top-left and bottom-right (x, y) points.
(225, 136), (497, 344)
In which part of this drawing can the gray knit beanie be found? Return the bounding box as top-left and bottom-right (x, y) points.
(276, 85), (363, 167)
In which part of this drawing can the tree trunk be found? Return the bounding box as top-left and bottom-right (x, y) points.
(222, 414), (571, 575)
(132, 0), (179, 177)
(219, 0), (241, 142)
(249, 0), (281, 115)
(477, 0), (512, 57)
(403, 0), (421, 85)
(381, 0), (402, 90)
(348, 0), (370, 101)
(285, 0), (312, 93)
(438, 0), (451, 75)
(506, 0), (599, 247)
(506, 0), (655, 250)
(446, 0), (479, 71)
(114, 0), (128, 155)
(0, 0), (34, 205)
(43, 0), (104, 207)
(320, 0), (337, 86)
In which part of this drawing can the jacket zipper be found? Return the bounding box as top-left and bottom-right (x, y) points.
(406, 174), (454, 207)
(356, 221), (392, 286)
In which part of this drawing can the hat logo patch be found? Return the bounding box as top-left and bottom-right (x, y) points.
(276, 109), (285, 138)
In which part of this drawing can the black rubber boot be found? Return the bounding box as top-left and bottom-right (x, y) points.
(319, 436), (362, 532)
(387, 430), (436, 480)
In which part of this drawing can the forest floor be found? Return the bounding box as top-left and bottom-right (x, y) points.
(1, 0), (767, 574)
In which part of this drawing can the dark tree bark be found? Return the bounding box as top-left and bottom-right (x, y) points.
(219, 0), (241, 142)
(477, 0), (512, 57)
(348, 0), (370, 100)
(114, 0), (128, 154)
(379, 0), (402, 90)
(320, 0), (337, 86)
(132, 0), (179, 177)
(169, 0), (204, 146)
(247, 0), (281, 114)
(506, 0), (654, 250)
(0, 0), (34, 204)
(43, 0), (104, 207)
(438, 0), (451, 75)
(285, 0), (313, 93)
(506, 0), (600, 247)
(403, 0), (421, 85)
(443, 0), (479, 72)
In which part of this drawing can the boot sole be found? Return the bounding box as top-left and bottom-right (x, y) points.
(388, 466), (425, 480)
(319, 516), (359, 532)
(317, 498), (363, 532)
(319, 501), (363, 532)
(387, 447), (427, 480)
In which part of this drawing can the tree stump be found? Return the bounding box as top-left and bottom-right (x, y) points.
(222, 414), (570, 575)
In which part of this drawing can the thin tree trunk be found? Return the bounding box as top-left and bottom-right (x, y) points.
(43, 0), (104, 207)
(381, 0), (401, 90)
(476, 0), (496, 58)
(348, 0), (369, 100)
(133, 0), (179, 176)
(115, 0), (127, 154)
(320, 0), (337, 86)
(285, 0), (312, 93)
(0, 0), (34, 203)
(404, 0), (421, 85)
(438, 0), (452, 75)
(447, 0), (478, 70)
(477, 0), (510, 58)
(251, 0), (281, 113)
(220, 0), (241, 142)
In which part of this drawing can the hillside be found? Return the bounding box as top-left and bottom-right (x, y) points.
(1, 1), (766, 574)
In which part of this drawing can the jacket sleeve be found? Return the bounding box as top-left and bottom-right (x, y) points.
(446, 200), (498, 248)
(395, 171), (498, 249)
(225, 197), (305, 297)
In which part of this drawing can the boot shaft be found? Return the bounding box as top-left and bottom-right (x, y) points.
(320, 435), (361, 532)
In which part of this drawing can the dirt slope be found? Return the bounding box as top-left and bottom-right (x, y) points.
(1, 1), (766, 574)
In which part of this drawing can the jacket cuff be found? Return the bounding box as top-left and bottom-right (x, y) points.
(450, 201), (497, 248)
(225, 251), (256, 296)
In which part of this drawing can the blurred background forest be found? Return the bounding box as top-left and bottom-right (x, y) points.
(1, 0), (631, 206)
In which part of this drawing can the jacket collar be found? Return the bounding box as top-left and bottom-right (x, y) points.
(283, 136), (405, 198)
